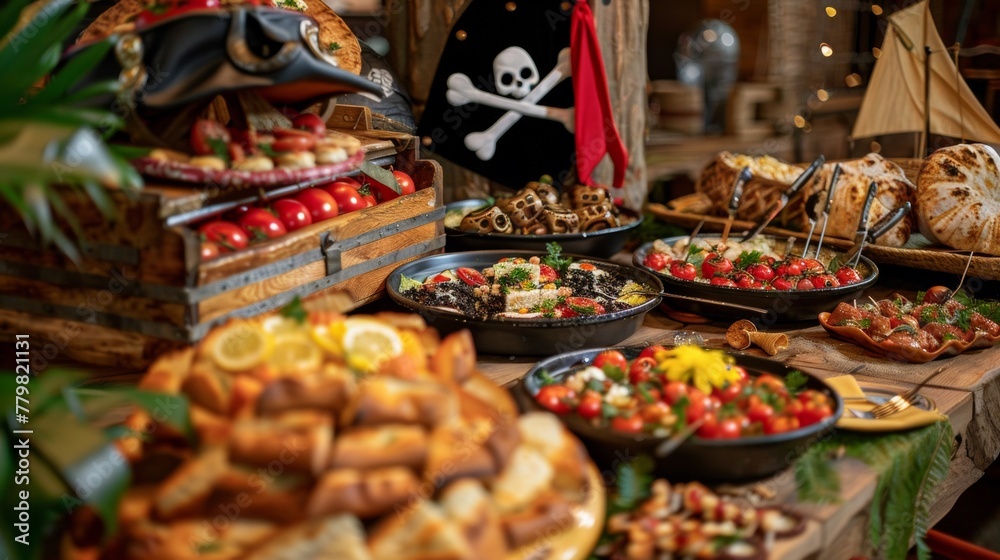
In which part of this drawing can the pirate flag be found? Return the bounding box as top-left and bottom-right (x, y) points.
(417, 0), (627, 190)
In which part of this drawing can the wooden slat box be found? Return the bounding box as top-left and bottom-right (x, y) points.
(0, 107), (444, 368)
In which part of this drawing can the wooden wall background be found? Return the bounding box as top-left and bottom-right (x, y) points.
(386, 0), (650, 209)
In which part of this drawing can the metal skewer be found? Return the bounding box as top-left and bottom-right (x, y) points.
(814, 163), (842, 258)
(721, 167), (750, 245)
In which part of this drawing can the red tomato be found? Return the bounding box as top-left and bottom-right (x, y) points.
(786, 261), (803, 276)
(576, 393), (602, 419)
(238, 208), (287, 241)
(639, 401), (672, 423)
(325, 184), (367, 214)
(564, 297), (605, 316)
(198, 221), (248, 251)
(732, 365), (750, 382)
(746, 402), (775, 424)
(201, 242), (221, 261)
(610, 414), (644, 433)
(710, 276), (737, 288)
(669, 261), (697, 281)
(358, 185), (377, 207)
(697, 411), (720, 438)
(764, 415), (800, 435)
(272, 136), (316, 153)
(392, 170), (416, 195)
(535, 385), (575, 415)
(295, 188), (339, 222)
(190, 119), (231, 156)
(684, 387), (708, 424)
(643, 252), (670, 271)
(713, 380), (744, 404)
(810, 274), (841, 289)
(593, 350), (628, 374)
(428, 273), (452, 283)
(272, 199), (313, 231)
(836, 266), (863, 285)
(336, 176), (363, 188)
(662, 382), (689, 406)
(746, 263), (775, 282)
(797, 402), (833, 427)
(772, 277), (794, 291)
(701, 253), (734, 278)
(796, 278), (816, 291)
(628, 357), (658, 385)
(538, 264), (558, 283)
(456, 267), (487, 286)
(716, 418), (742, 439)
(753, 374), (788, 395)
(638, 345), (667, 361)
(291, 113), (326, 136)
(227, 142), (245, 164)
(801, 258), (826, 274)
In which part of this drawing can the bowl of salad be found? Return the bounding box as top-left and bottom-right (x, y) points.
(634, 235), (878, 322)
(515, 345), (842, 481)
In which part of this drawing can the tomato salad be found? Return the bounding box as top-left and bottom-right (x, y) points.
(534, 345), (835, 439)
(642, 237), (866, 291)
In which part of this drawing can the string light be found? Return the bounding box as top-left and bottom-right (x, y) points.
(845, 73), (863, 87)
(825, 6), (837, 17)
(871, 4), (883, 15)
(794, 115), (807, 128)
(820, 43), (834, 57)
(817, 89), (830, 101)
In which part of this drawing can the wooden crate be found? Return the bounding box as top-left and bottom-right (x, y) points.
(0, 106), (444, 368)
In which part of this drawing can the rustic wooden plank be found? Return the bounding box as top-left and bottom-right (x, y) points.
(0, 274), (189, 327)
(303, 253), (431, 313)
(196, 222), (439, 323)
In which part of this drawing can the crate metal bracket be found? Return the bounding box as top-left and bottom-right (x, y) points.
(320, 206), (444, 277)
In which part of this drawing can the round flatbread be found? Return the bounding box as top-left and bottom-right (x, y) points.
(917, 143), (1000, 256)
(77, 0), (362, 75)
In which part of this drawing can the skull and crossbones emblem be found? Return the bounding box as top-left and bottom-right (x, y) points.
(446, 47), (573, 161)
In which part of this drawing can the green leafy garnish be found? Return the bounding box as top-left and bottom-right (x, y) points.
(828, 255), (843, 272)
(399, 274), (423, 292)
(889, 324), (918, 336)
(942, 333), (959, 342)
(609, 455), (654, 514)
(919, 305), (946, 326)
(711, 535), (744, 552)
(569, 301), (599, 315)
(601, 402), (620, 420)
(328, 42), (342, 52)
(207, 137), (230, 165)
(735, 250), (762, 269)
(275, 0), (305, 10)
(538, 369), (558, 386)
(280, 295), (308, 324)
(257, 143), (278, 157)
(836, 318), (871, 329)
(543, 242), (573, 275)
(586, 378), (605, 393)
(784, 370), (808, 396)
(602, 364), (626, 383)
(673, 395), (689, 428)
(499, 266), (532, 289)
(637, 383), (655, 403)
(532, 298), (560, 317)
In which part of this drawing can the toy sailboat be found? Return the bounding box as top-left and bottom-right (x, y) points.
(851, 0), (1000, 155)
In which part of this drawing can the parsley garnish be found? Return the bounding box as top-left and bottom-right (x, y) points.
(207, 137), (230, 165)
(257, 143), (278, 157)
(637, 383), (655, 403)
(328, 42), (342, 52)
(499, 267), (531, 289)
(601, 402), (620, 421)
(543, 242), (573, 275)
(569, 301), (598, 315)
(280, 295), (308, 324)
(942, 333), (959, 342)
(586, 378), (605, 393)
(602, 364), (625, 383)
(836, 318), (871, 329)
(735, 250), (762, 269)
(673, 395), (689, 428)
(785, 370), (808, 396)
(537, 369), (558, 386)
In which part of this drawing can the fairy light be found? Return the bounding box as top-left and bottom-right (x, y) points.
(845, 73), (863, 87)
(817, 89), (830, 101)
(820, 43), (834, 57)
(702, 29), (718, 43)
(794, 115), (807, 128)
(872, 4), (883, 15)
(872, 47), (882, 58)
(825, 6), (837, 17)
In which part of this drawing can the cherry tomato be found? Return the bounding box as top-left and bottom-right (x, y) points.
(732, 365), (750, 382)
(367, 169), (418, 202)
(428, 273), (453, 283)
(771, 277), (794, 291)
(325, 184), (367, 214)
(797, 401), (833, 427)
(922, 286), (953, 304)
(535, 385), (575, 414)
(576, 393), (602, 419)
(746, 263), (775, 282)
(629, 356), (658, 385)
(271, 136), (316, 153)
(593, 350), (628, 374)
(639, 401), (672, 424)
(662, 381), (688, 405)
(716, 417), (742, 439)
(669, 261), (697, 281)
(227, 142), (245, 164)
(796, 278), (816, 291)
(201, 241), (221, 261)
(358, 185), (377, 207)
(697, 411), (720, 438)
(272, 199), (313, 231)
(295, 188), (338, 222)
(713, 380), (744, 404)
(199, 221), (248, 251)
(238, 208), (287, 241)
(190, 119), (231, 156)
(710, 276), (737, 287)
(336, 176), (363, 188)
(684, 387), (709, 424)
(539, 264), (558, 283)
(456, 267), (487, 286)
(785, 261), (803, 276)
(638, 345), (667, 361)
(801, 258), (826, 274)
(746, 402), (775, 424)
(610, 414), (644, 433)
(564, 296), (606, 316)
(753, 374), (788, 395)
(735, 273), (763, 289)
(810, 274), (841, 289)
(644, 252), (670, 272)
(701, 253), (734, 278)
(836, 266), (863, 285)
(764, 415), (800, 435)
(291, 113), (326, 136)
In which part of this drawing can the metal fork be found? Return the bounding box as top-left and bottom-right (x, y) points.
(869, 366), (948, 419)
(595, 287), (768, 315)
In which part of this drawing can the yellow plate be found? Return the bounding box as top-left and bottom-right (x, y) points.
(836, 385), (943, 432)
(507, 460), (606, 560)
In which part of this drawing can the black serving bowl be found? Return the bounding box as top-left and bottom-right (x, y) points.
(633, 236), (879, 323)
(515, 346), (843, 482)
(444, 199), (643, 258)
(386, 250), (662, 356)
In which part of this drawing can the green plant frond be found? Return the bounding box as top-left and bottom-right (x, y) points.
(43, 182), (84, 238)
(0, 0), (37, 43)
(23, 183), (53, 242)
(0, 182), (38, 234)
(30, 38), (115, 104)
(19, 105), (121, 129)
(81, 178), (115, 218)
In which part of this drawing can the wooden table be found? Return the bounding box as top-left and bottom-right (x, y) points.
(474, 293), (999, 560)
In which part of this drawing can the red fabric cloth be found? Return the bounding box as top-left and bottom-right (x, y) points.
(570, 0), (628, 188)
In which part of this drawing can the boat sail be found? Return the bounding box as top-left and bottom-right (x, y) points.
(851, 0), (1000, 151)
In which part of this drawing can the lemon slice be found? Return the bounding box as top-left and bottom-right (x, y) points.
(261, 315), (303, 335)
(210, 322), (273, 372)
(342, 318), (403, 373)
(310, 320), (348, 357)
(268, 332), (323, 374)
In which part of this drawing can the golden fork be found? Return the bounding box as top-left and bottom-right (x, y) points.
(869, 365), (948, 419)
